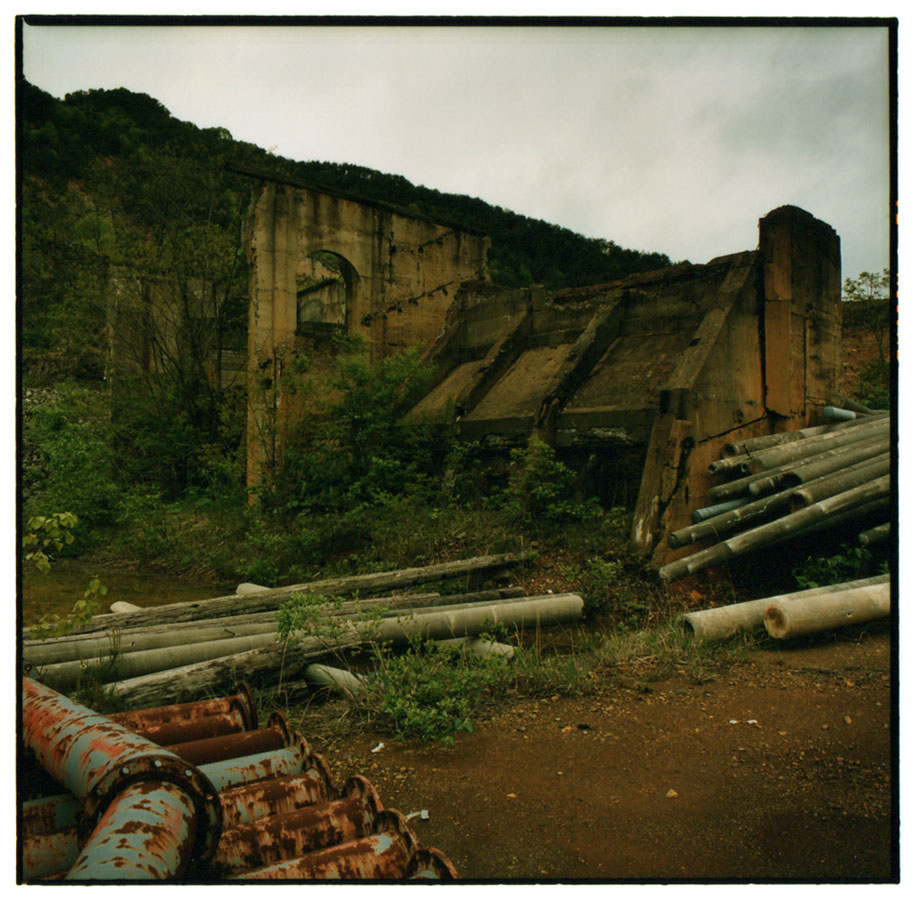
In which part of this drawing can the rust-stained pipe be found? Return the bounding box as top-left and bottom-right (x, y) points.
(215, 775), (383, 876)
(219, 760), (336, 829)
(20, 677), (221, 862)
(165, 712), (292, 767)
(232, 809), (418, 880)
(108, 683), (258, 733)
(21, 793), (80, 837)
(406, 847), (460, 880)
(20, 825), (79, 880)
(66, 779), (199, 880)
(198, 735), (312, 793)
(123, 711), (249, 747)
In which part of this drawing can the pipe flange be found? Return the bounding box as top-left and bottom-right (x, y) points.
(266, 710), (292, 745)
(79, 751), (223, 863)
(405, 848), (459, 880)
(232, 682), (259, 730)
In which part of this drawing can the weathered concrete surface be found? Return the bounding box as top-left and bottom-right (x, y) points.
(408, 206), (843, 563)
(241, 171), (490, 486)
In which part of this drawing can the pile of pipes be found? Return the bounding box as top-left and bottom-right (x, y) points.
(20, 678), (457, 881)
(23, 553), (585, 710)
(679, 573), (891, 642)
(659, 405), (891, 583)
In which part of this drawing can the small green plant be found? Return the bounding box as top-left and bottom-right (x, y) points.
(23, 512), (108, 638)
(22, 512), (78, 574)
(363, 635), (513, 745)
(276, 591), (351, 643)
(30, 574), (108, 639)
(792, 543), (872, 590)
(565, 557), (623, 611)
(853, 358), (891, 410)
(506, 438), (600, 527)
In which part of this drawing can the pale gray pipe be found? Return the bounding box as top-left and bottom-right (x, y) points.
(34, 594), (580, 689)
(304, 663), (366, 697)
(679, 574), (890, 642)
(109, 601), (143, 614)
(764, 581), (891, 639)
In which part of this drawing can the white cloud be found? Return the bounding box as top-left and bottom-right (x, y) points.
(21, 22), (891, 276)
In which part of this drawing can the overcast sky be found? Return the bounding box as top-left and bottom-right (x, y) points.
(21, 20), (892, 282)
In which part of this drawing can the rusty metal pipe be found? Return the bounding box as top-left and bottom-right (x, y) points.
(165, 712), (292, 767)
(198, 736), (311, 793)
(122, 711), (249, 747)
(232, 809), (418, 880)
(20, 825), (80, 881)
(21, 793), (80, 837)
(219, 760), (336, 829)
(20, 677), (221, 861)
(65, 779), (199, 880)
(406, 848), (459, 880)
(108, 683), (258, 732)
(215, 775), (382, 876)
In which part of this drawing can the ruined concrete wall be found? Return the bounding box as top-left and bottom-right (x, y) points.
(405, 206), (843, 564)
(634, 207), (842, 563)
(243, 177), (489, 487)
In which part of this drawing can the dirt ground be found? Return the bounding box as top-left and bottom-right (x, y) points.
(313, 629), (896, 883)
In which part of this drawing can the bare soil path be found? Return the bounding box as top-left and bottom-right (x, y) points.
(314, 630), (896, 882)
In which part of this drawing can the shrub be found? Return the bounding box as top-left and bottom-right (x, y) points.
(853, 358), (891, 411)
(270, 343), (439, 516)
(506, 438), (601, 527)
(792, 543), (873, 590)
(364, 636), (512, 745)
(22, 384), (119, 529)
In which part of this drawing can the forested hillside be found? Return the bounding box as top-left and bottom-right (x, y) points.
(19, 79), (671, 383)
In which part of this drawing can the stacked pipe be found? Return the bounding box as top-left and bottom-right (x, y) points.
(20, 680), (458, 881)
(679, 573), (891, 642)
(21, 553), (584, 710)
(659, 411), (891, 583)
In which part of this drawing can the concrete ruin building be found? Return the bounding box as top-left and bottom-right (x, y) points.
(239, 167), (490, 487)
(239, 169), (843, 565)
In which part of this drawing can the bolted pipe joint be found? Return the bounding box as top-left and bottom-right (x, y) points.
(21, 677), (223, 869)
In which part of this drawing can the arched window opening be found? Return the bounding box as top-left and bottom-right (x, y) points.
(295, 250), (357, 337)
